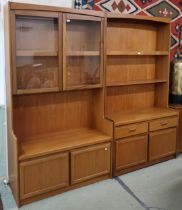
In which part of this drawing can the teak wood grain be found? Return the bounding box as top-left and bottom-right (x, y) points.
(149, 128), (177, 161)
(107, 21), (158, 52)
(149, 116), (178, 131)
(19, 128), (112, 160)
(115, 135), (148, 171)
(6, 3), (176, 207)
(20, 152), (69, 200)
(71, 143), (111, 184)
(13, 91), (94, 139)
(106, 108), (178, 126)
(105, 84), (156, 114)
(115, 122), (148, 139)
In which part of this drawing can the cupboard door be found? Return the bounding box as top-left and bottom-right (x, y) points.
(149, 128), (177, 161)
(20, 153), (69, 200)
(63, 14), (103, 90)
(71, 143), (110, 185)
(13, 12), (60, 94)
(115, 135), (148, 171)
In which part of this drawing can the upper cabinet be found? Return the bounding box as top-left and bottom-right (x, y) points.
(12, 11), (104, 94)
(63, 14), (103, 90)
(12, 11), (60, 94)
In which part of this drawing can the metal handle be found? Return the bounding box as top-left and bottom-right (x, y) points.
(160, 121), (168, 126)
(105, 148), (108, 151)
(128, 127), (137, 132)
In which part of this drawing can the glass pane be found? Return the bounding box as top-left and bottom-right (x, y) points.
(67, 57), (100, 87)
(66, 18), (101, 88)
(15, 16), (59, 91)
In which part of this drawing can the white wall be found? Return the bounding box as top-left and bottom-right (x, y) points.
(0, 0), (74, 105)
(10, 0), (74, 7)
(0, 0), (5, 105)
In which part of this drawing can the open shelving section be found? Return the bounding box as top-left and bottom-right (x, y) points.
(19, 128), (111, 160)
(105, 14), (178, 176)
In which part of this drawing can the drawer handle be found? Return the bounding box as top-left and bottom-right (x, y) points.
(160, 122), (168, 126)
(128, 127), (137, 132)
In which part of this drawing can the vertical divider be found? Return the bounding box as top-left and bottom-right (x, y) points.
(58, 12), (63, 91)
(10, 10), (17, 95)
(62, 14), (67, 90)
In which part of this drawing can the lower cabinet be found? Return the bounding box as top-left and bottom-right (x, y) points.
(149, 128), (177, 161)
(19, 142), (111, 200)
(115, 135), (148, 171)
(20, 153), (69, 200)
(71, 143), (111, 184)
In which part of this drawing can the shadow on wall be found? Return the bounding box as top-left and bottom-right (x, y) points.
(0, 106), (7, 178)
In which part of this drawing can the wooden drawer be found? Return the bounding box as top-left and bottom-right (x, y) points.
(20, 153), (69, 200)
(149, 116), (178, 132)
(71, 143), (111, 185)
(115, 135), (148, 171)
(149, 128), (177, 161)
(115, 122), (148, 139)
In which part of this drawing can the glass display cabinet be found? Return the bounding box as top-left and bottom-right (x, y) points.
(63, 14), (103, 90)
(13, 12), (59, 94)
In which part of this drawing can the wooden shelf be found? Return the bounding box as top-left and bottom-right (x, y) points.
(107, 51), (169, 56)
(106, 107), (178, 126)
(65, 84), (102, 90)
(106, 79), (167, 87)
(67, 51), (100, 56)
(15, 87), (59, 95)
(19, 128), (111, 160)
(16, 50), (58, 57)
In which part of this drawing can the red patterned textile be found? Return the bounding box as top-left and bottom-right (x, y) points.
(94, 0), (182, 60)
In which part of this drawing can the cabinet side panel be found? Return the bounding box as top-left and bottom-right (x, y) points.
(5, 5), (19, 206)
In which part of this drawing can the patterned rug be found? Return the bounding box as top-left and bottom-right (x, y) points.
(93, 0), (182, 60)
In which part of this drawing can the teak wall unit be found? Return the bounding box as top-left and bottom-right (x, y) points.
(105, 13), (178, 176)
(8, 3), (113, 206)
(7, 2), (178, 207)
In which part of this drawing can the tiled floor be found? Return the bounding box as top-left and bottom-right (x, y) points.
(1, 155), (182, 210)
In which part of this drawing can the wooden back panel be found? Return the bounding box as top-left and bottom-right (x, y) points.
(105, 84), (155, 114)
(13, 90), (95, 139)
(107, 20), (157, 52)
(106, 56), (156, 84)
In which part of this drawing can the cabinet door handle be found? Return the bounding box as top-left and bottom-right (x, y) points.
(105, 148), (108, 151)
(128, 127), (137, 132)
(160, 122), (168, 126)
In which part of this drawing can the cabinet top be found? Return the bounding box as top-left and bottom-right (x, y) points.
(9, 2), (105, 17)
(107, 13), (171, 23)
(9, 2), (170, 23)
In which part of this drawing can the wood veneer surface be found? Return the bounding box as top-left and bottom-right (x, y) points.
(19, 128), (112, 160)
(106, 107), (178, 126)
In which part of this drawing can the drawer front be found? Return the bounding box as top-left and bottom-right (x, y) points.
(71, 143), (111, 185)
(149, 128), (177, 161)
(115, 135), (148, 171)
(20, 153), (69, 200)
(149, 116), (178, 132)
(115, 122), (148, 139)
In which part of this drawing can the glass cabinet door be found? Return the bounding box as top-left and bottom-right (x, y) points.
(14, 12), (59, 94)
(63, 14), (103, 90)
